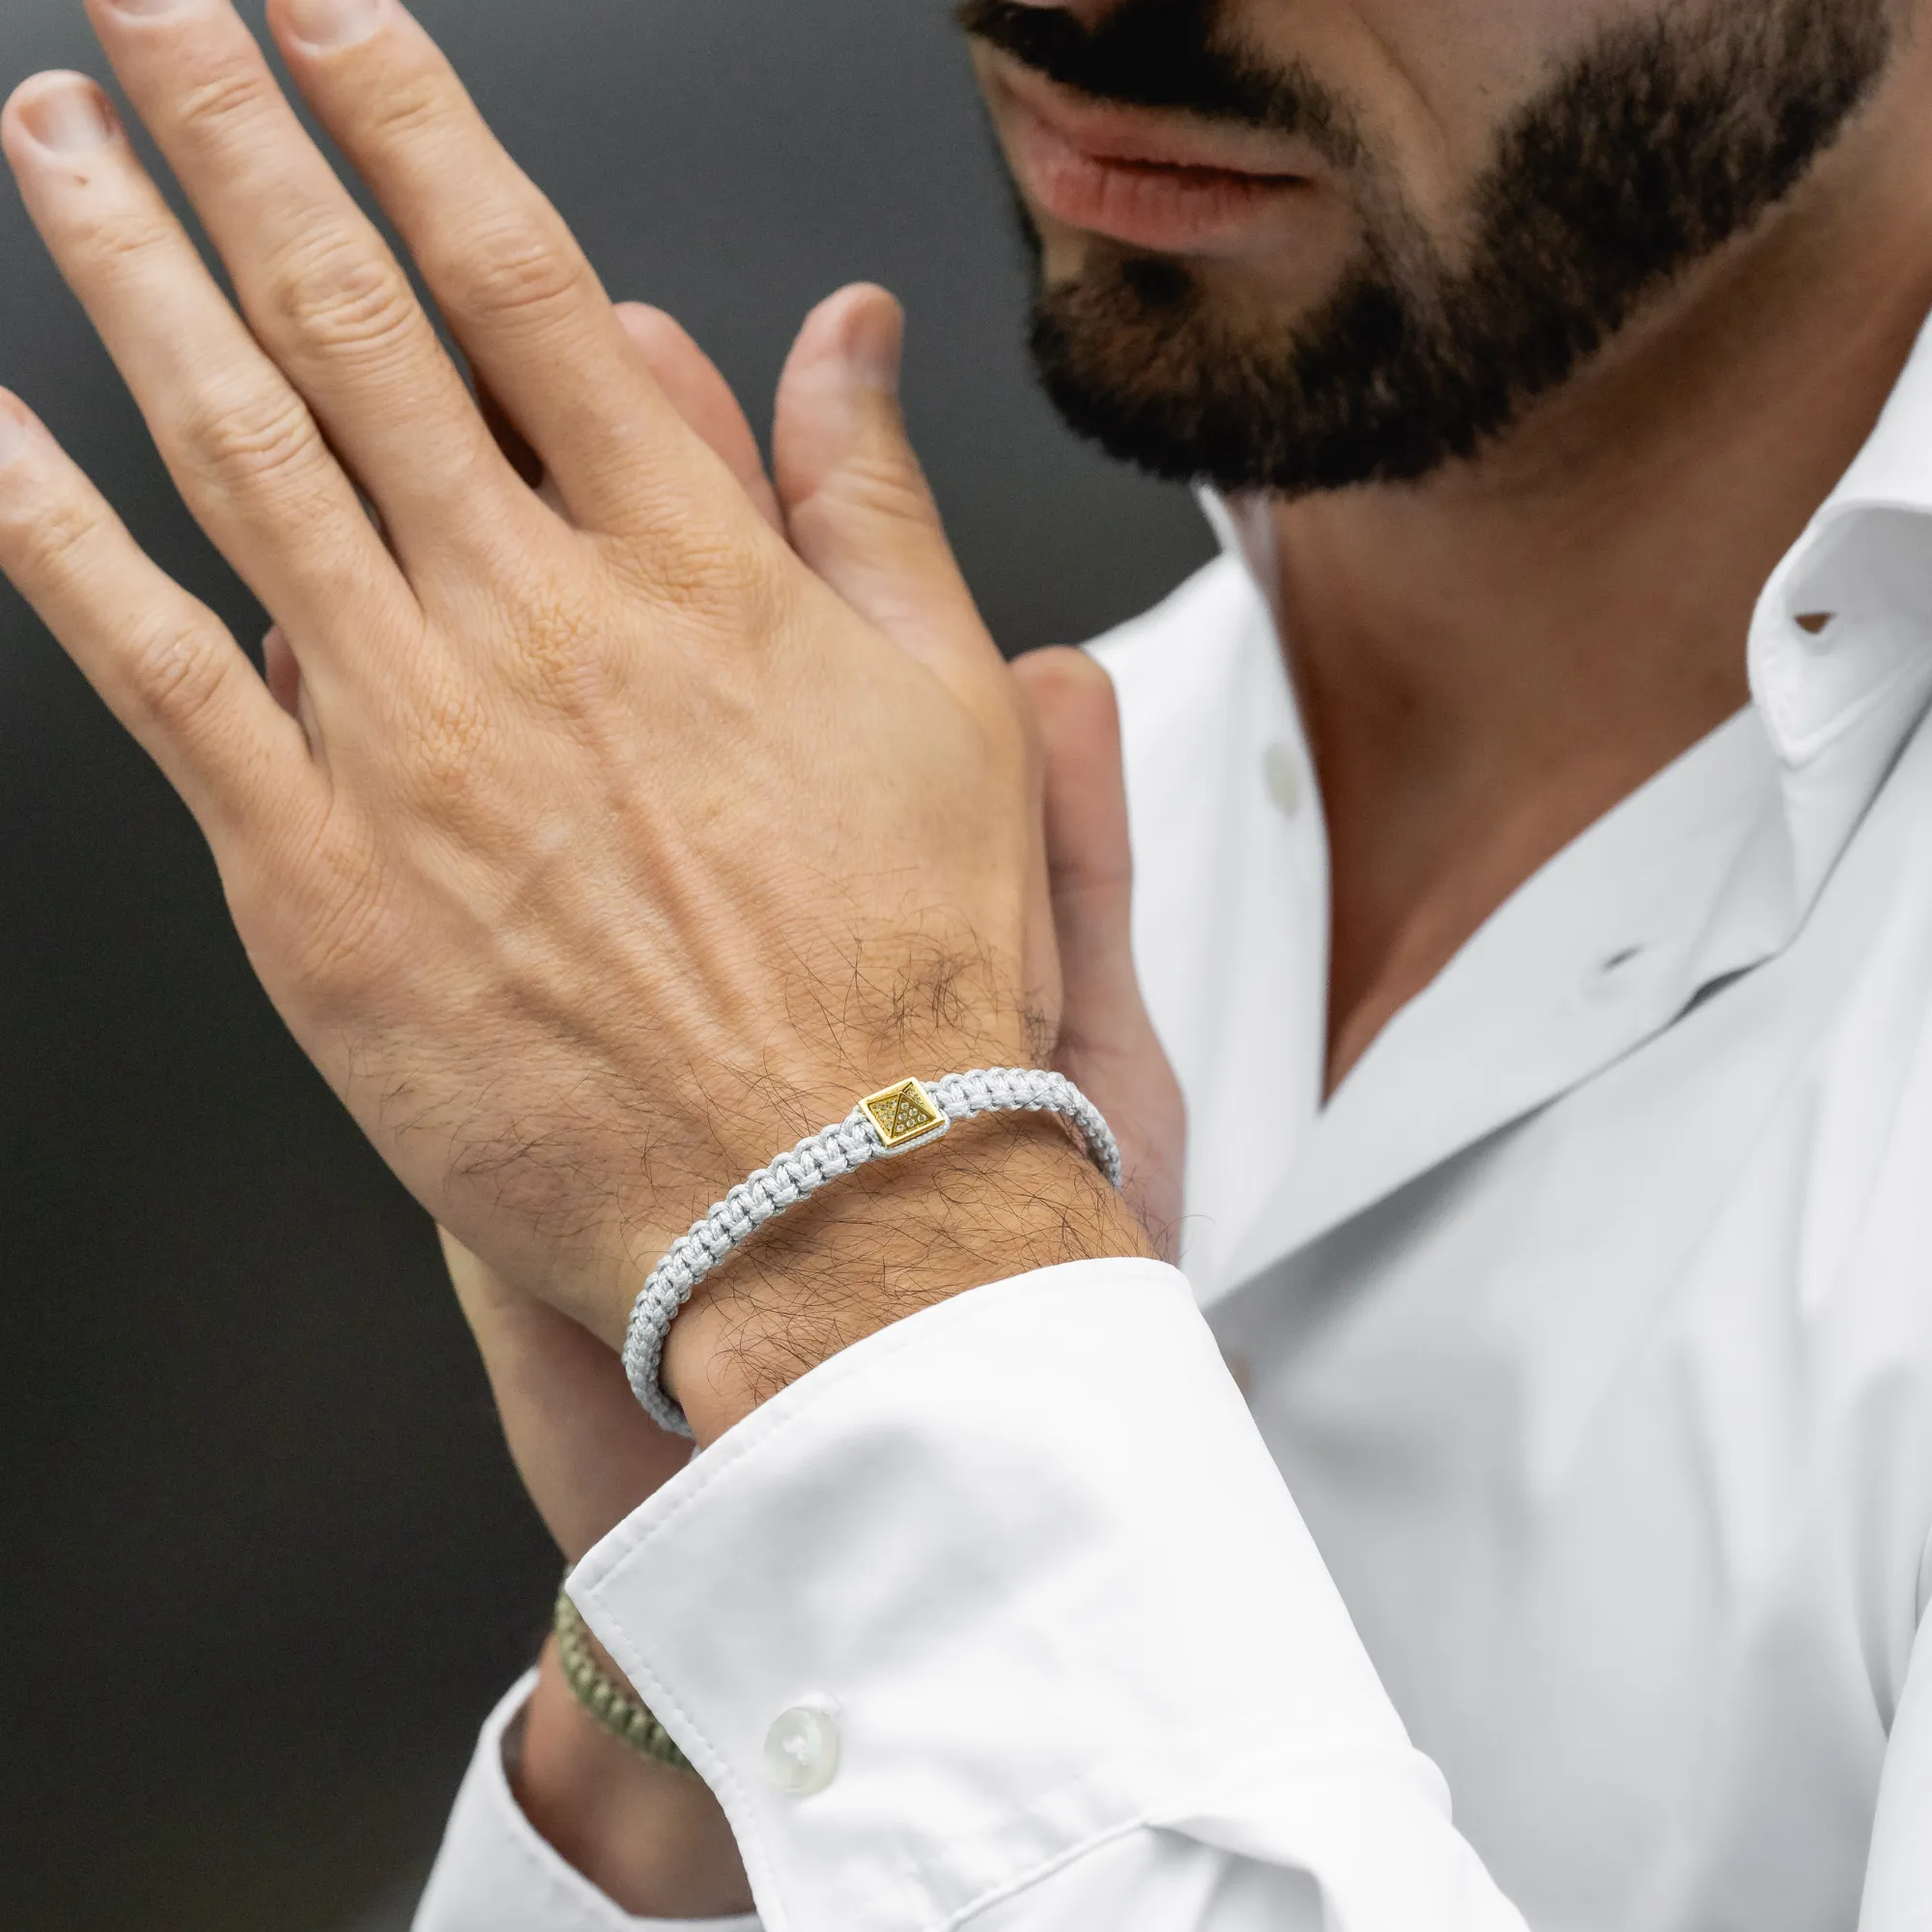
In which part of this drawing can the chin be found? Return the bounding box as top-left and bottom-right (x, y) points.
(1031, 208), (1362, 334)
(1026, 207), (1107, 286)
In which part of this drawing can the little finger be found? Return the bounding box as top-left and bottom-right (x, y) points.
(0, 390), (316, 839)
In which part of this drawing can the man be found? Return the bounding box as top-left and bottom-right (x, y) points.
(0, 0), (1928, 1922)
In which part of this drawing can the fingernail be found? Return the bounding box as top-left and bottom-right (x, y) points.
(17, 78), (118, 156)
(106, 0), (193, 16)
(0, 400), (33, 468)
(284, 0), (386, 50)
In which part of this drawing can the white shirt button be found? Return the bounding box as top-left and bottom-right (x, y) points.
(1264, 742), (1302, 817)
(763, 1704), (839, 1796)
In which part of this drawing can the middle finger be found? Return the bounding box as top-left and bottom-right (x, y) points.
(81, 0), (523, 578)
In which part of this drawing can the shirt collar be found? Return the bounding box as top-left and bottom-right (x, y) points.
(1202, 305), (1932, 933)
(1749, 310), (1932, 911)
(1192, 309), (1932, 1291)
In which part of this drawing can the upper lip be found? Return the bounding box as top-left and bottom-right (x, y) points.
(984, 54), (1314, 182)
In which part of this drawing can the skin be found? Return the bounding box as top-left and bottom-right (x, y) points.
(0, 1), (1165, 1400)
(0, 1), (1177, 1912)
(0, 0), (1927, 1918)
(979, 0), (1932, 1088)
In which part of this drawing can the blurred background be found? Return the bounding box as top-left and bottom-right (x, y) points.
(0, 1), (1212, 1925)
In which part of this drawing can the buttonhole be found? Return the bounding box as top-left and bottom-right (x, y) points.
(1599, 945), (1644, 976)
(1795, 611), (1836, 636)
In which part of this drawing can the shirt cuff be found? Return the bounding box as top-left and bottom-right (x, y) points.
(566, 1257), (1465, 1932)
(412, 1672), (762, 1932)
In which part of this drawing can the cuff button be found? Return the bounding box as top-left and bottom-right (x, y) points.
(764, 1704), (840, 1796)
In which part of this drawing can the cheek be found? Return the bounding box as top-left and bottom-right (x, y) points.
(1236, 0), (1633, 221)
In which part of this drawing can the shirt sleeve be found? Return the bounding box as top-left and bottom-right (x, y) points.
(558, 1257), (1530, 1932)
(411, 1672), (763, 1932)
(1857, 1574), (1932, 1928)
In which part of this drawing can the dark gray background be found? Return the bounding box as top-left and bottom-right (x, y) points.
(0, 1), (1211, 1925)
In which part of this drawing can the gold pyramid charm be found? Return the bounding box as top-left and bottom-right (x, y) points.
(861, 1078), (950, 1154)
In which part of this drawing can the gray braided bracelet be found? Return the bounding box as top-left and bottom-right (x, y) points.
(622, 1069), (1123, 1436)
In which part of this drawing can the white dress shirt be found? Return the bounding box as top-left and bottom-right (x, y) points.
(414, 310), (1932, 1932)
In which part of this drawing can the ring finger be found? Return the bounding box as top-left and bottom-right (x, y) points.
(0, 71), (410, 649)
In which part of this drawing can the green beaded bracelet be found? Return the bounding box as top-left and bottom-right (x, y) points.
(554, 1581), (696, 1776)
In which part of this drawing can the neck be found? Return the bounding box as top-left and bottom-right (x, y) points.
(1278, 33), (1932, 1094)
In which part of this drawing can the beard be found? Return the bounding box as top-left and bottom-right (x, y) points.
(958, 0), (1894, 497)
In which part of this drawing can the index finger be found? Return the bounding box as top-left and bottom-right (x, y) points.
(266, 0), (700, 539)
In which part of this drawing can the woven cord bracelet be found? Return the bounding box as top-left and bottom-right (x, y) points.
(622, 1068), (1123, 1436)
(554, 1581), (697, 1776)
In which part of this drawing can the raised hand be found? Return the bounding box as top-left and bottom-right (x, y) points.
(438, 291), (1185, 1555)
(433, 281), (1179, 1923)
(0, 0), (1149, 1443)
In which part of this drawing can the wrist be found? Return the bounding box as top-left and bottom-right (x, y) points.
(515, 1638), (753, 1918)
(664, 1109), (1153, 1445)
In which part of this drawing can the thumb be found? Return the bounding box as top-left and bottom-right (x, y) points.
(1015, 646), (1187, 1257)
(773, 284), (998, 685)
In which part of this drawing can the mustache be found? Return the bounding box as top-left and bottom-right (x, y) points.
(953, 0), (1363, 165)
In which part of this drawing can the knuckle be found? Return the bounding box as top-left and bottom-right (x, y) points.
(482, 558), (660, 724)
(400, 678), (494, 800)
(172, 60), (277, 153)
(64, 203), (174, 278)
(123, 611), (233, 736)
(508, 582), (621, 707)
(358, 71), (451, 152)
(440, 221), (584, 329)
(264, 231), (418, 359)
(606, 520), (768, 630)
(821, 448), (935, 527)
(8, 493), (99, 583)
(180, 381), (326, 497)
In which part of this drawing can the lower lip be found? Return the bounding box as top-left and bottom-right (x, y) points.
(1008, 100), (1309, 255)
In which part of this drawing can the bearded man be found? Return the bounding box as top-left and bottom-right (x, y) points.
(1, 0), (1929, 1926)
